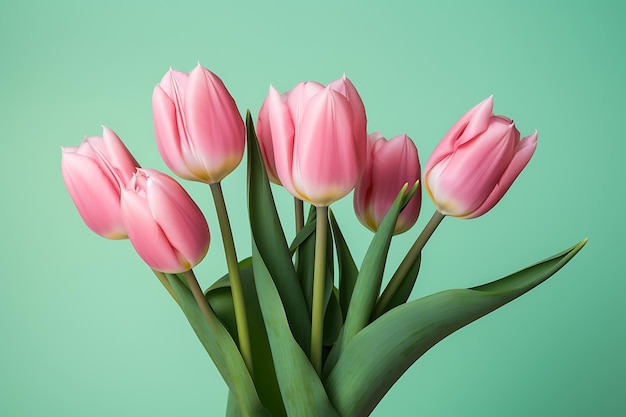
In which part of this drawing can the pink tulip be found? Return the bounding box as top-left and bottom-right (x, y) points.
(424, 96), (538, 219)
(120, 168), (210, 273)
(61, 126), (140, 239)
(354, 132), (422, 234)
(152, 64), (245, 184)
(257, 75), (367, 206)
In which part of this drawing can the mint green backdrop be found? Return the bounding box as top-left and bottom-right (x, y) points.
(1, 1), (622, 416)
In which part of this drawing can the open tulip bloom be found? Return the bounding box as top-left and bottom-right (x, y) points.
(62, 65), (586, 417)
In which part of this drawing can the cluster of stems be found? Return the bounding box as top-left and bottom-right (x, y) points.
(155, 188), (445, 379)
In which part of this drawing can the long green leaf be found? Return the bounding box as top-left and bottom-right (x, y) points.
(251, 242), (341, 417)
(341, 183), (418, 348)
(325, 239), (587, 417)
(289, 217), (316, 255)
(165, 274), (269, 417)
(329, 209), (358, 320)
(372, 253), (421, 320)
(246, 111), (311, 351)
(205, 260), (286, 417)
(296, 207), (335, 318)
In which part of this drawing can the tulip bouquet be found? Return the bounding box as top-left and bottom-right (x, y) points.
(61, 64), (586, 417)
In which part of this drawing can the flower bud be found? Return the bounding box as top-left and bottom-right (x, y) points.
(61, 127), (140, 239)
(121, 169), (210, 273)
(354, 133), (421, 234)
(424, 96), (537, 219)
(257, 75), (367, 206)
(152, 64), (245, 183)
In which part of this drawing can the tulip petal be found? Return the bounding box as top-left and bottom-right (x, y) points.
(328, 75), (368, 166)
(121, 185), (183, 273)
(355, 134), (421, 234)
(293, 88), (359, 206)
(144, 169), (210, 268)
(425, 96), (494, 173)
(466, 131), (538, 218)
(153, 85), (196, 180)
(256, 97), (281, 184)
(101, 126), (140, 185)
(266, 85), (298, 197)
(285, 81), (325, 126)
(62, 152), (127, 239)
(184, 65), (245, 183)
(426, 119), (517, 217)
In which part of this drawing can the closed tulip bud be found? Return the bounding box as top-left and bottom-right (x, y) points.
(152, 64), (245, 184)
(354, 132), (422, 234)
(121, 169), (210, 273)
(61, 126), (140, 239)
(258, 75), (367, 206)
(424, 96), (538, 219)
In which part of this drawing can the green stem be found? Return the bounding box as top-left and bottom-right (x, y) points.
(372, 210), (445, 319)
(294, 198), (304, 234)
(182, 269), (215, 325)
(311, 205), (328, 375)
(210, 182), (253, 375)
(152, 269), (180, 305)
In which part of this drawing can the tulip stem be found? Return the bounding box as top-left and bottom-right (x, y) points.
(372, 210), (445, 320)
(182, 269), (217, 325)
(152, 269), (180, 305)
(295, 198), (305, 234)
(210, 182), (253, 375)
(311, 205), (328, 375)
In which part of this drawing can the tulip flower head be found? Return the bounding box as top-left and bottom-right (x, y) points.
(61, 126), (140, 239)
(424, 96), (538, 219)
(152, 64), (245, 184)
(256, 75), (367, 206)
(121, 169), (210, 273)
(354, 132), (422, 234)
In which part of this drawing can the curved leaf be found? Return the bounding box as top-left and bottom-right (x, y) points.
(371, 253), (421, 320)
(205, 261), (286, 417)
(252, 241), (341, 417)
(246, 111), (310, 351)
(165, 274), (269, 417)
(325, 239), (587, 417)
(341, 183), (418, 348)
(329, 209), (358, 320)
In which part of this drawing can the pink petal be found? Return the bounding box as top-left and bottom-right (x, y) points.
(293, 87), (359, 206)
(285, 81), (325, 126)
(466, 130), (537, 218)
(424, 96), (493, 174)
(152, 85), (196, 180)
(266, 85), (298, 197)
(184, 64), (245, 183)
(121, 186), (182, 273)
(61, 152), (126, 239)
(328, 75), (368, 167)
(143, 169), (210, 267)
(256, 96), (281, 184)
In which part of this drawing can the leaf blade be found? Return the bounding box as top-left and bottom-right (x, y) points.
(325, 239), (587, 417)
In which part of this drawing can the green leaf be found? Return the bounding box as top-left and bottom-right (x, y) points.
(329, 209), (358, 320)
(246, 111), (311, 351)
(165, 274), (269, 417)
(323, 287), (342, 346)
(325, 239), (587, 417)
(371, 253), (421, 320)
(341, 183), (418, 348)
(205, 260), (287, 417)
(323, 185), (418, 378)
(296, 207), (335, 318)
(226, 391), (241, 417)
(289, 217), (316, 255)
(251, 241), (341, 417)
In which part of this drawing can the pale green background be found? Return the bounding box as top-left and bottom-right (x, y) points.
(1, 0), (623, 416)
